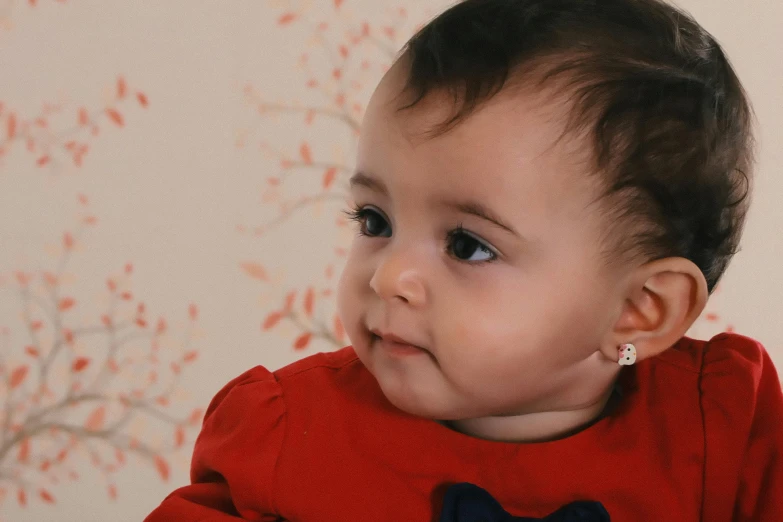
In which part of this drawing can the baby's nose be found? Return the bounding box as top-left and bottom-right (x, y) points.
(369, 250), (427, 306)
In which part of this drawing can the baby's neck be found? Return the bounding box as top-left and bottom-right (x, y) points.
(440, 386), (618, 443)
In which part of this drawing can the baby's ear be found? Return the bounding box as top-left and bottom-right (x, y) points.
(601, 257), (708, 363)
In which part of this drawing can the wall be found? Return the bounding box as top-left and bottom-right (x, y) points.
(0, 0), (779, 520)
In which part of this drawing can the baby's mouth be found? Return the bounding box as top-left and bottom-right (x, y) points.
(370, 331), (430, 357)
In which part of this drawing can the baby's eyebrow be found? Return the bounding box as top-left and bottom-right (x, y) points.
(349, 171), (388, 196)
(435, 198), (520, 238)
(349, 171), (520, 238)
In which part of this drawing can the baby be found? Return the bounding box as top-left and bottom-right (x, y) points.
(146, 0), (783, 520)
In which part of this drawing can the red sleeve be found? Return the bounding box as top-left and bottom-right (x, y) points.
(701, 333), (783, 522)
(144, 365), (287, 521)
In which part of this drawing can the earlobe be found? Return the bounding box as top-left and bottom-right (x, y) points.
(603, 257), (708, 363)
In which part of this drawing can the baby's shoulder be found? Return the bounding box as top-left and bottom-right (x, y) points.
(658, 332), (770, 382)
(663, 333), (783, 517)
(273, 345), (360, 381)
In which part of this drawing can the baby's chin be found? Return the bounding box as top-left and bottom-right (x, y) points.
(375, 379), (477, 421)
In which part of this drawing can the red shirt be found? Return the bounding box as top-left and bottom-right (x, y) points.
(145, 333), (783, 521)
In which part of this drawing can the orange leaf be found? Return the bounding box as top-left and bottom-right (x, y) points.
(303, 287), (315, 317)
(17, 438), (30, 463)
(334, 0), (344, 8)
(39, 489), (55, 504)
(183, 351), (198, 363)
(63, 329), (75, 344)
(25, 346), (39, 358)
(58, 297), (75, 311)
(156, 317), (167, 334)
(9, 366), (28, 389)
(299, 142), (312, 164)
(135, 318), (147, 328)
(63, 232), (74, 250)
(15, 271), (31, 286)
(36, 155), (51, 167)
(339, 45), (349, 58)
(105, 108), (124, 127)
(283, 291), (297, 313)
(154, 455), (170, 481)
(277, 12), (297, 25)
(72, 357), (90, 373)
(175, 426), (185, 448)
(136, 92), (149, 108)
(189, 303), (199, 320)
(56, 449), (68, 462)
(85, 405), (106, 431)
(78, 107), (89, 126)
(117, 76), (127, 98)
(262, 311), (283, 330)
(108, 484), (117, 500)
(17, 488), (26, 507)
(107, 278), (117, 292)
(188, 408), (204, 426)
(293, 332), (312, 350)
(334, 315), (344, 342)
(240, 262), (268, 281)
(7, 113), (16, 139)
(323, 167), (337, 188)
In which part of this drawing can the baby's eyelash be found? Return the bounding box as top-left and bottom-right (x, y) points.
(342, 204), (365, 224)
(341, 204), (499, 265)
(341, 205), (372, 235)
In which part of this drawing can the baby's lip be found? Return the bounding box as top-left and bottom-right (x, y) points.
(369, 328), (424, 349)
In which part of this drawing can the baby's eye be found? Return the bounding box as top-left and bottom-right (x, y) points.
(344, 207), (391, 237)
(447, 228), (497, 263)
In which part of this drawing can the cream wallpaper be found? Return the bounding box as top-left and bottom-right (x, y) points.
(0, 1), (780, 520)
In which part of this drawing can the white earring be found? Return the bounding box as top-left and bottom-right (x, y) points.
(618, 343), (637, 366)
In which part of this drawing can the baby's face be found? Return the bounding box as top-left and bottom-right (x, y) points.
(337, 64), (629, 424)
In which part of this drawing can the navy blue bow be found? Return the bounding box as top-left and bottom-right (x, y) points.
(439, 483), (610, 522)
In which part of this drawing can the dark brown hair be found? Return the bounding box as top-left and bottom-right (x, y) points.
(396, 0), (755, 292)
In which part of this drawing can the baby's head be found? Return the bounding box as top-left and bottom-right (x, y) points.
(336, 0), (754, 440)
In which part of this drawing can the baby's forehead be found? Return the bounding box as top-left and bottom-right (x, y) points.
(367, 88), (592, 184)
